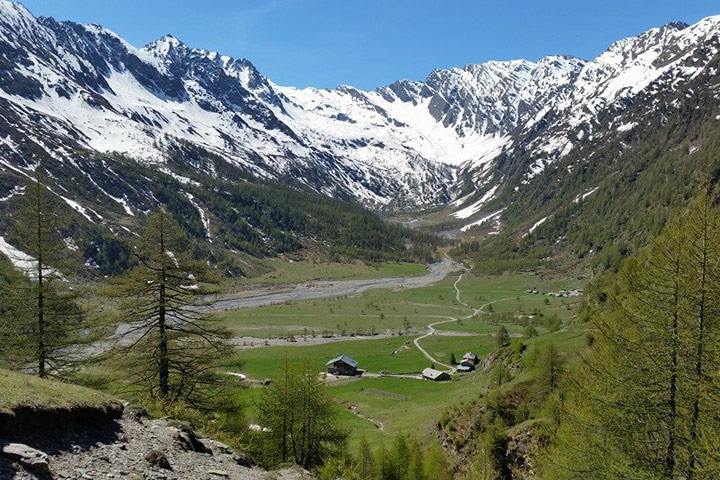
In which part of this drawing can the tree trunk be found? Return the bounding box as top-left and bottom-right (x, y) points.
(36, 182), (46, 379)
(158, 288), (169, 401)
(158, 219), (170, 401)
(688, 203), (709, 480)
(664, 250), (680, 478)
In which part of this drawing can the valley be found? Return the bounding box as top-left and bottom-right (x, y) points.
(212, 263), (585, 447)
(1, 1), (720, 478)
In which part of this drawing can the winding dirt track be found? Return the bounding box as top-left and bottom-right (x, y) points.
(412, 272), (517, 373)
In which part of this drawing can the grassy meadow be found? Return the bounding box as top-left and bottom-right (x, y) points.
(217, 269), (587, 446)
(228, 258), (428, 287)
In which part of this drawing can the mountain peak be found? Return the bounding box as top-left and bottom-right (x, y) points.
(143, 34), (188, 57)
(0, 0), (30, 15)
(0, 0), (36, 27)
(664, 20), (690, 31)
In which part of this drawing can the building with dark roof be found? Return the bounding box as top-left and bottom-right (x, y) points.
(326, 354), (359, 376)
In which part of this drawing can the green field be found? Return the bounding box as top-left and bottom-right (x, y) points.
(213, 275), (472, 337)
(329, 376), (481, 442)
(228, 259), (428, 287)
(234, 373), (483, 446)
(226, 335), (430, 380)
(220, 269), (587, 445)
(214, 272), (581, 338)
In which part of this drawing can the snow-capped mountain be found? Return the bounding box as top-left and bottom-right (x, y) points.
(0, 0), (718, 221)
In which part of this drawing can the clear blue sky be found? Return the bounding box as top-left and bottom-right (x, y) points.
(19, 0), (720, 90)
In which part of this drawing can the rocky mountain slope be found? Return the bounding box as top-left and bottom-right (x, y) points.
(0, 0), (719, 269)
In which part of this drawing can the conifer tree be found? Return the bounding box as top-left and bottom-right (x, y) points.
(2, 166), (83, 377)
(111, 209), (230, 404)
(543, 188), (720, 479)
(532, 342), (564, 402)
(356, 437), (375, 480)
(423, 443), (452, 480)
(495, 325), (509, 349)
(257, 360), (347, 469)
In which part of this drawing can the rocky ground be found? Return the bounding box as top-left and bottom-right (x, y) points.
(0, 407), (312, 480)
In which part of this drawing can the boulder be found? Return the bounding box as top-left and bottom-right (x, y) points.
(168, 422), (211, 454)
(144, 449), (172, 470)
(233, 452), (256, 468)
(206, 439), (232, 455)
(2, 443), (51, 474)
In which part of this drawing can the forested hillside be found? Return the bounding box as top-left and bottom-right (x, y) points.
(452, 47), (720, 275)
(0, 147), (440, 277)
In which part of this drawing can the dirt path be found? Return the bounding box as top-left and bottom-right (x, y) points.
(412, 271), (519, 373)
(348, 405), (385, 430)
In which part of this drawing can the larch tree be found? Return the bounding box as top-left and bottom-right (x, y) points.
(110, 208), (230, 405)
(542, 187), (720, 479)
(2, 166), (83, 377)
(356, 437), (375, 480)
(495, 325), (510, 349)
(532, 342), (564, 402)
(257, 360), (347, 469)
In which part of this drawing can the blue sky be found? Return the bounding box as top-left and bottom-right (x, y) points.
(20, 0), (720, 90)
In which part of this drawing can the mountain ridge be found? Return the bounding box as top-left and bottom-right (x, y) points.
(1, 1), (720, 271)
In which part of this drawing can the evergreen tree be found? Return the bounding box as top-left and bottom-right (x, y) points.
(386, 434), (411, 480)
(2, 166), (83, 377)
(375, 443), (390, 480)
(543, 188), (720, 479)
(356, 437), (375, 480)
(422, 443), (451, 480)
(257, 360), (347, 469)
(522, 325), (538, 339)
(110, 209), (230, 404)
(532, 342), (564, 402)
(495, 325), (510, 349)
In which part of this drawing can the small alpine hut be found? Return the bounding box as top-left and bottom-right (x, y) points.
(462, 352), (479, 365)
(422, 367), (451, 382)
(326, 354), (359, 376)
(457, 360), (475, 373)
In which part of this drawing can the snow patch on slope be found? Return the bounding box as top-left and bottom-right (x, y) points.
(461, 208), (506, 232)
(452, 184), (500, 219)
(0, 236), (35, 273)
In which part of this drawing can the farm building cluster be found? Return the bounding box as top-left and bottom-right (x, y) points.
(325, 349), (482, 382)
(456, 352), (479, 373)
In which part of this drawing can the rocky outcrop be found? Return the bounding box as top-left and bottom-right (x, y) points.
(505, 419), (551, 479)
(2, 444), (50, 476)
(0, 402), (124, 439)
(0, 407), (310, 479)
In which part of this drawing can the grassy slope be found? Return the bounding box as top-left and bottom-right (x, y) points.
(0, 368), (118, 414)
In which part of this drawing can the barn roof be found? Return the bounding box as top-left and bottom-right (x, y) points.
(326, 354), (358, 367)
(422, 367), (449, 379)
